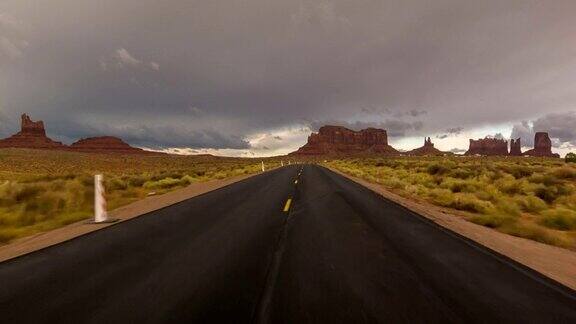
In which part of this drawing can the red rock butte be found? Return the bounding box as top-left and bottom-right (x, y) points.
(523, 132), (560, 158)
(0, 113), (155, 154)
(407, 137), (447, 156)
(290, 125), (399, 156)
(509, 138), (522, 156)
(0, 114), (65, 149)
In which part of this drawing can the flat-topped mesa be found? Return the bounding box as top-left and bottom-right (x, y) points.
(465, 137), (509, 156)
(523, 132), (559, 158)
(407, 137), (446, 156)
(290, 125), (399, 155)
(509, 138), (522, 156)
(70, 136), (148, 154)
(0, 114), (65, 149)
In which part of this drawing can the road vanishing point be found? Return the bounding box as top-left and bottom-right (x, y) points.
(0, 165), (575, 323)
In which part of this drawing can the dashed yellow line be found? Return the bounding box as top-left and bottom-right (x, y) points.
(294, 179), (298, 185)
(283, 198), (292, 212)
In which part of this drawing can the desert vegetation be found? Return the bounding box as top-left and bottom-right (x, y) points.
(326, 156), (576, 250)
(0, 149), (272, 244)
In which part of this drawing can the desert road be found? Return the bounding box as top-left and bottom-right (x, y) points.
(0, 165), (575, 323)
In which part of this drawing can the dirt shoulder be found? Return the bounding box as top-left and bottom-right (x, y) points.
(0, 173), (256, 263)
(330, 168), (576, 291)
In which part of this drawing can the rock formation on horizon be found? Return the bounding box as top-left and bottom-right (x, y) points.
(463, 133), (559, 157)
(523, 132), (559, 158)
(0, 113), (156, 154)
(509, 138), (522, 156)
(70, 136), (149, 154)
(290, 125), (399, 155)
(407, 137), (446, 156)
(465, 137), (509, 156)
(0, 114), (66, 149)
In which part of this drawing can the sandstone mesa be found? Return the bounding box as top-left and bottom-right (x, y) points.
(289, 125), (400, 156)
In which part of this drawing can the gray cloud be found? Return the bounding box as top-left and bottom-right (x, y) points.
(511, 120), (535, 147)
(446, 127), (464, 135)
(436, 126), (464, 139)
(1, 1), (576, 151)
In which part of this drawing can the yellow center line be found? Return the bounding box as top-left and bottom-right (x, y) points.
(283, 198), (292, 212)
(294, 179), (298, 184)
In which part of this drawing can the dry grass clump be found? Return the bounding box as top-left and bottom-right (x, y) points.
(326, 156), (576, 249)
(0, 149), (273, 243)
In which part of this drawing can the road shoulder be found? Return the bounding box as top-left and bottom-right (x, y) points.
(329, 167), (576, 291)
(0, 173), (257, 263)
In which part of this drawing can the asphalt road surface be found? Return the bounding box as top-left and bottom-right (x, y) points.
(1, 165), (575, 323)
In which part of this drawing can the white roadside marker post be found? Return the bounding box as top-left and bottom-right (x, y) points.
(261, 161), (266, 172)
(288, 160), (291, 165)
(281, 160), (284, 167)
(91, 174), (118, 224)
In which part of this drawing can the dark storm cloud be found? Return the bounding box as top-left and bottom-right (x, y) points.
(1, 0), (576, 150)
(437, 127), (464, 139)
(446, 127), (464, 135)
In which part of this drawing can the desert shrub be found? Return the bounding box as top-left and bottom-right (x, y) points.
(505, 165), (534, 179)
(144, 177), (185, 190)
(539, 208), (576, 231)
(473, 184), (500, 202)
(0, 228), (20, 243)
(494, 175), (523, 195)
(428, 188), (454, 207)
(565, 152), (576, 163)
(405, 184), (428, 196)
(427, 163), (450, 175)
(552, 167), (576, 180)
(382, 177), (406, 189)
(528, 173), (560, 186)
(514, 195), (548, 213)
(15, 185), (44, 202)
(450, 168), (477, 179)
(501, 223), (569, 247)
(556, 194), (576, 210)
(180, 175), (196, 185)
(213, 172), (228, 180)
(533, 184), (563, 204)
(470, 214), (516, 228)
(494, 200), (521, 217)
(107, 178), (128, 191)
(449, 193), (494, 214)
(127, 175), (148, 187)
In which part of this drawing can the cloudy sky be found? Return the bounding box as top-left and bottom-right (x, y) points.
(1, 0), (576, 157)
